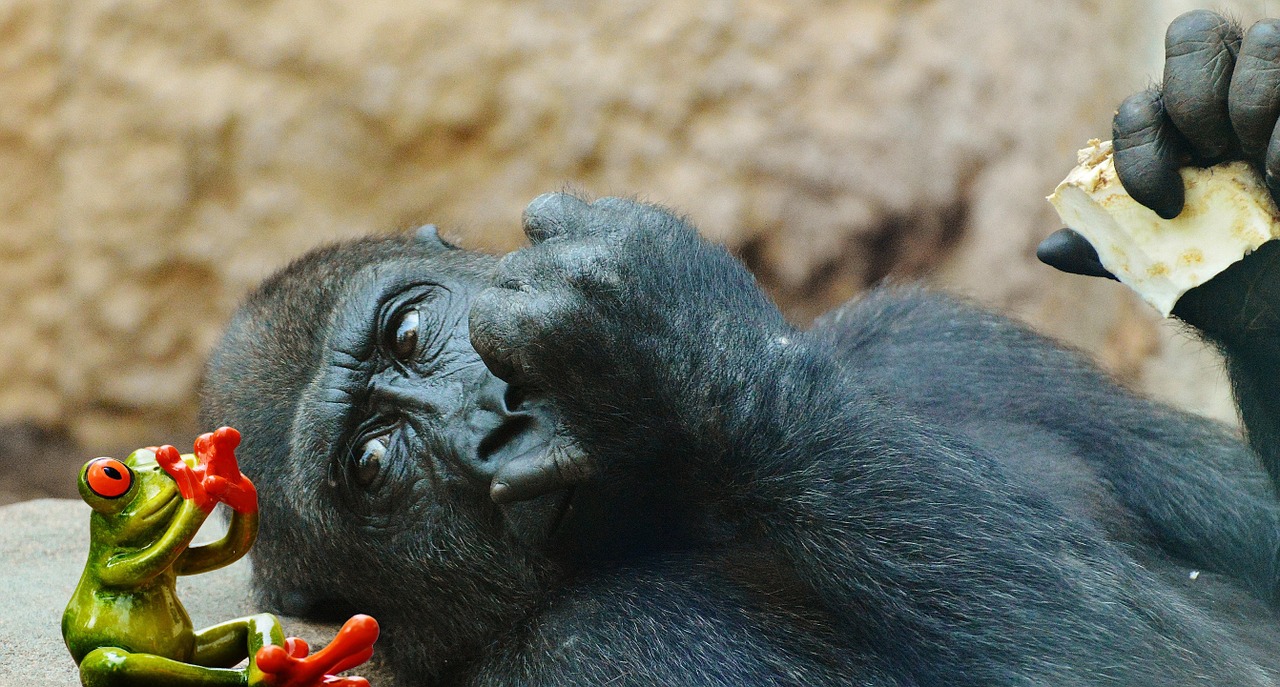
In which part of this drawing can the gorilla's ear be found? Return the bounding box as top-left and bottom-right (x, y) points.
(414, 224), (459, 251)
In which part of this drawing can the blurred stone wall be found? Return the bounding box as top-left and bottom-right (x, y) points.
(0, 0), (1269, 499)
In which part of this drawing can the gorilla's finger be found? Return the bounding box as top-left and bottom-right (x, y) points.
(1036, 229), (1118, 280)
(493, 250), (536, 292)
(523, 192), (592, 244)
(490, 438), (593, 504)
(468, 287), (535, 383)
(469, 287), (574, 384)
(1229, 20), (1280, 162)
(497, 241), (618, 295)
(1162, 10), (1242, 164)
(1113, 89), (1191, 219)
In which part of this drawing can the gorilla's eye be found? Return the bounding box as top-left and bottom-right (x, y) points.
(355, 436), (388, 485)
(390, 309), (420, 360)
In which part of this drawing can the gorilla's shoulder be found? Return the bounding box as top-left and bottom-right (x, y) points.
(812, 285), (1038, 351)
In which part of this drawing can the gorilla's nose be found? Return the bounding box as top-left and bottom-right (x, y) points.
(461, 375), (554, 484)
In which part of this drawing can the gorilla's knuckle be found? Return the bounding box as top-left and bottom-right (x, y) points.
(495, 251), (543, 291)
(555, 244), (616, 288)
(494, 249), (522, 275)
(523, 192), (590, 243)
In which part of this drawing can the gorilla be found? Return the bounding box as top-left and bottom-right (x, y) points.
(200, 11), (1280, 686)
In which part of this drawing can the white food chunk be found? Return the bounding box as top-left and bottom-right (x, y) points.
(1047, 140), (1280, 316)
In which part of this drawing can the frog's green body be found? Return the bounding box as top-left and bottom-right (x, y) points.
(62, 447), (277, 687)
(62, 430), (378, 687)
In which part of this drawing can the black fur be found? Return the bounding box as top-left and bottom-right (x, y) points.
(201, 198), (1280, 685)
(200, 11), (1280, 684)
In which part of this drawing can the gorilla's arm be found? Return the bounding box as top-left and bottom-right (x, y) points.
(1041, 12), (1280, 490)
(470, 194), (1266, 686)
(1170, 244), (1280, 486)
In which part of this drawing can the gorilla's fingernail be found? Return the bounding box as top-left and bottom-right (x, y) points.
(490, 481), (513, 503)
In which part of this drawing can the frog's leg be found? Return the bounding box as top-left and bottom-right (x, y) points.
(77, 646), (246, 687)
(189, 613), (284, 673)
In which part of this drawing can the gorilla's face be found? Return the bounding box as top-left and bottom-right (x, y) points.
(286, 246), (564, 537)
(199, 231), (563, 673)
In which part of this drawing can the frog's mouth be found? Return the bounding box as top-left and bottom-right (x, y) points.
(138, 490), (180, 522)
(118, 486), (182, 541)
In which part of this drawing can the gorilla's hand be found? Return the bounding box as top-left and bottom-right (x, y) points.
(469, 193), (790, 502)
(1040, 12), (1280, 340)
(1113, 11), (1280, 219)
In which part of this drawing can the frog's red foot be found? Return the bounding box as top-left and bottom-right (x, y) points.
(256, 615), (379, 687)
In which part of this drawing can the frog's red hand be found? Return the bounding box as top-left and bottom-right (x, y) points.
(193, 426), (258, 514)
(255, 615), (379, 687)
(156, 444), (215, 511)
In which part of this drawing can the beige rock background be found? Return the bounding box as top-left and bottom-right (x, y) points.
(0, 0), (1268, 502)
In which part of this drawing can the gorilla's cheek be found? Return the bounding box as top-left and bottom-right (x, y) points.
(412, 378), (470, 464)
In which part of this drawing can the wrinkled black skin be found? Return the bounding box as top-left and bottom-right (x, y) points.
(201, 13), (1280, 686)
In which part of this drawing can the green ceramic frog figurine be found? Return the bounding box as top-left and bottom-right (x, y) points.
(62, 426), (379, 687)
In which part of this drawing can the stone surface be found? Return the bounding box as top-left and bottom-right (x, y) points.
(0, 0), (1273, 474)
(0, 498), (390, 686)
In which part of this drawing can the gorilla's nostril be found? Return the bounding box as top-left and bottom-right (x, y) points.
(477, 416), (531, 464)
(503, 384), (528, 413)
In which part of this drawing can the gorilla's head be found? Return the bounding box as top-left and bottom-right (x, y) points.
(199, 227), (565, 678)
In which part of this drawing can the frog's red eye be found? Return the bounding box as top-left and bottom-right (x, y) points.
(86, 458), (132, 499)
